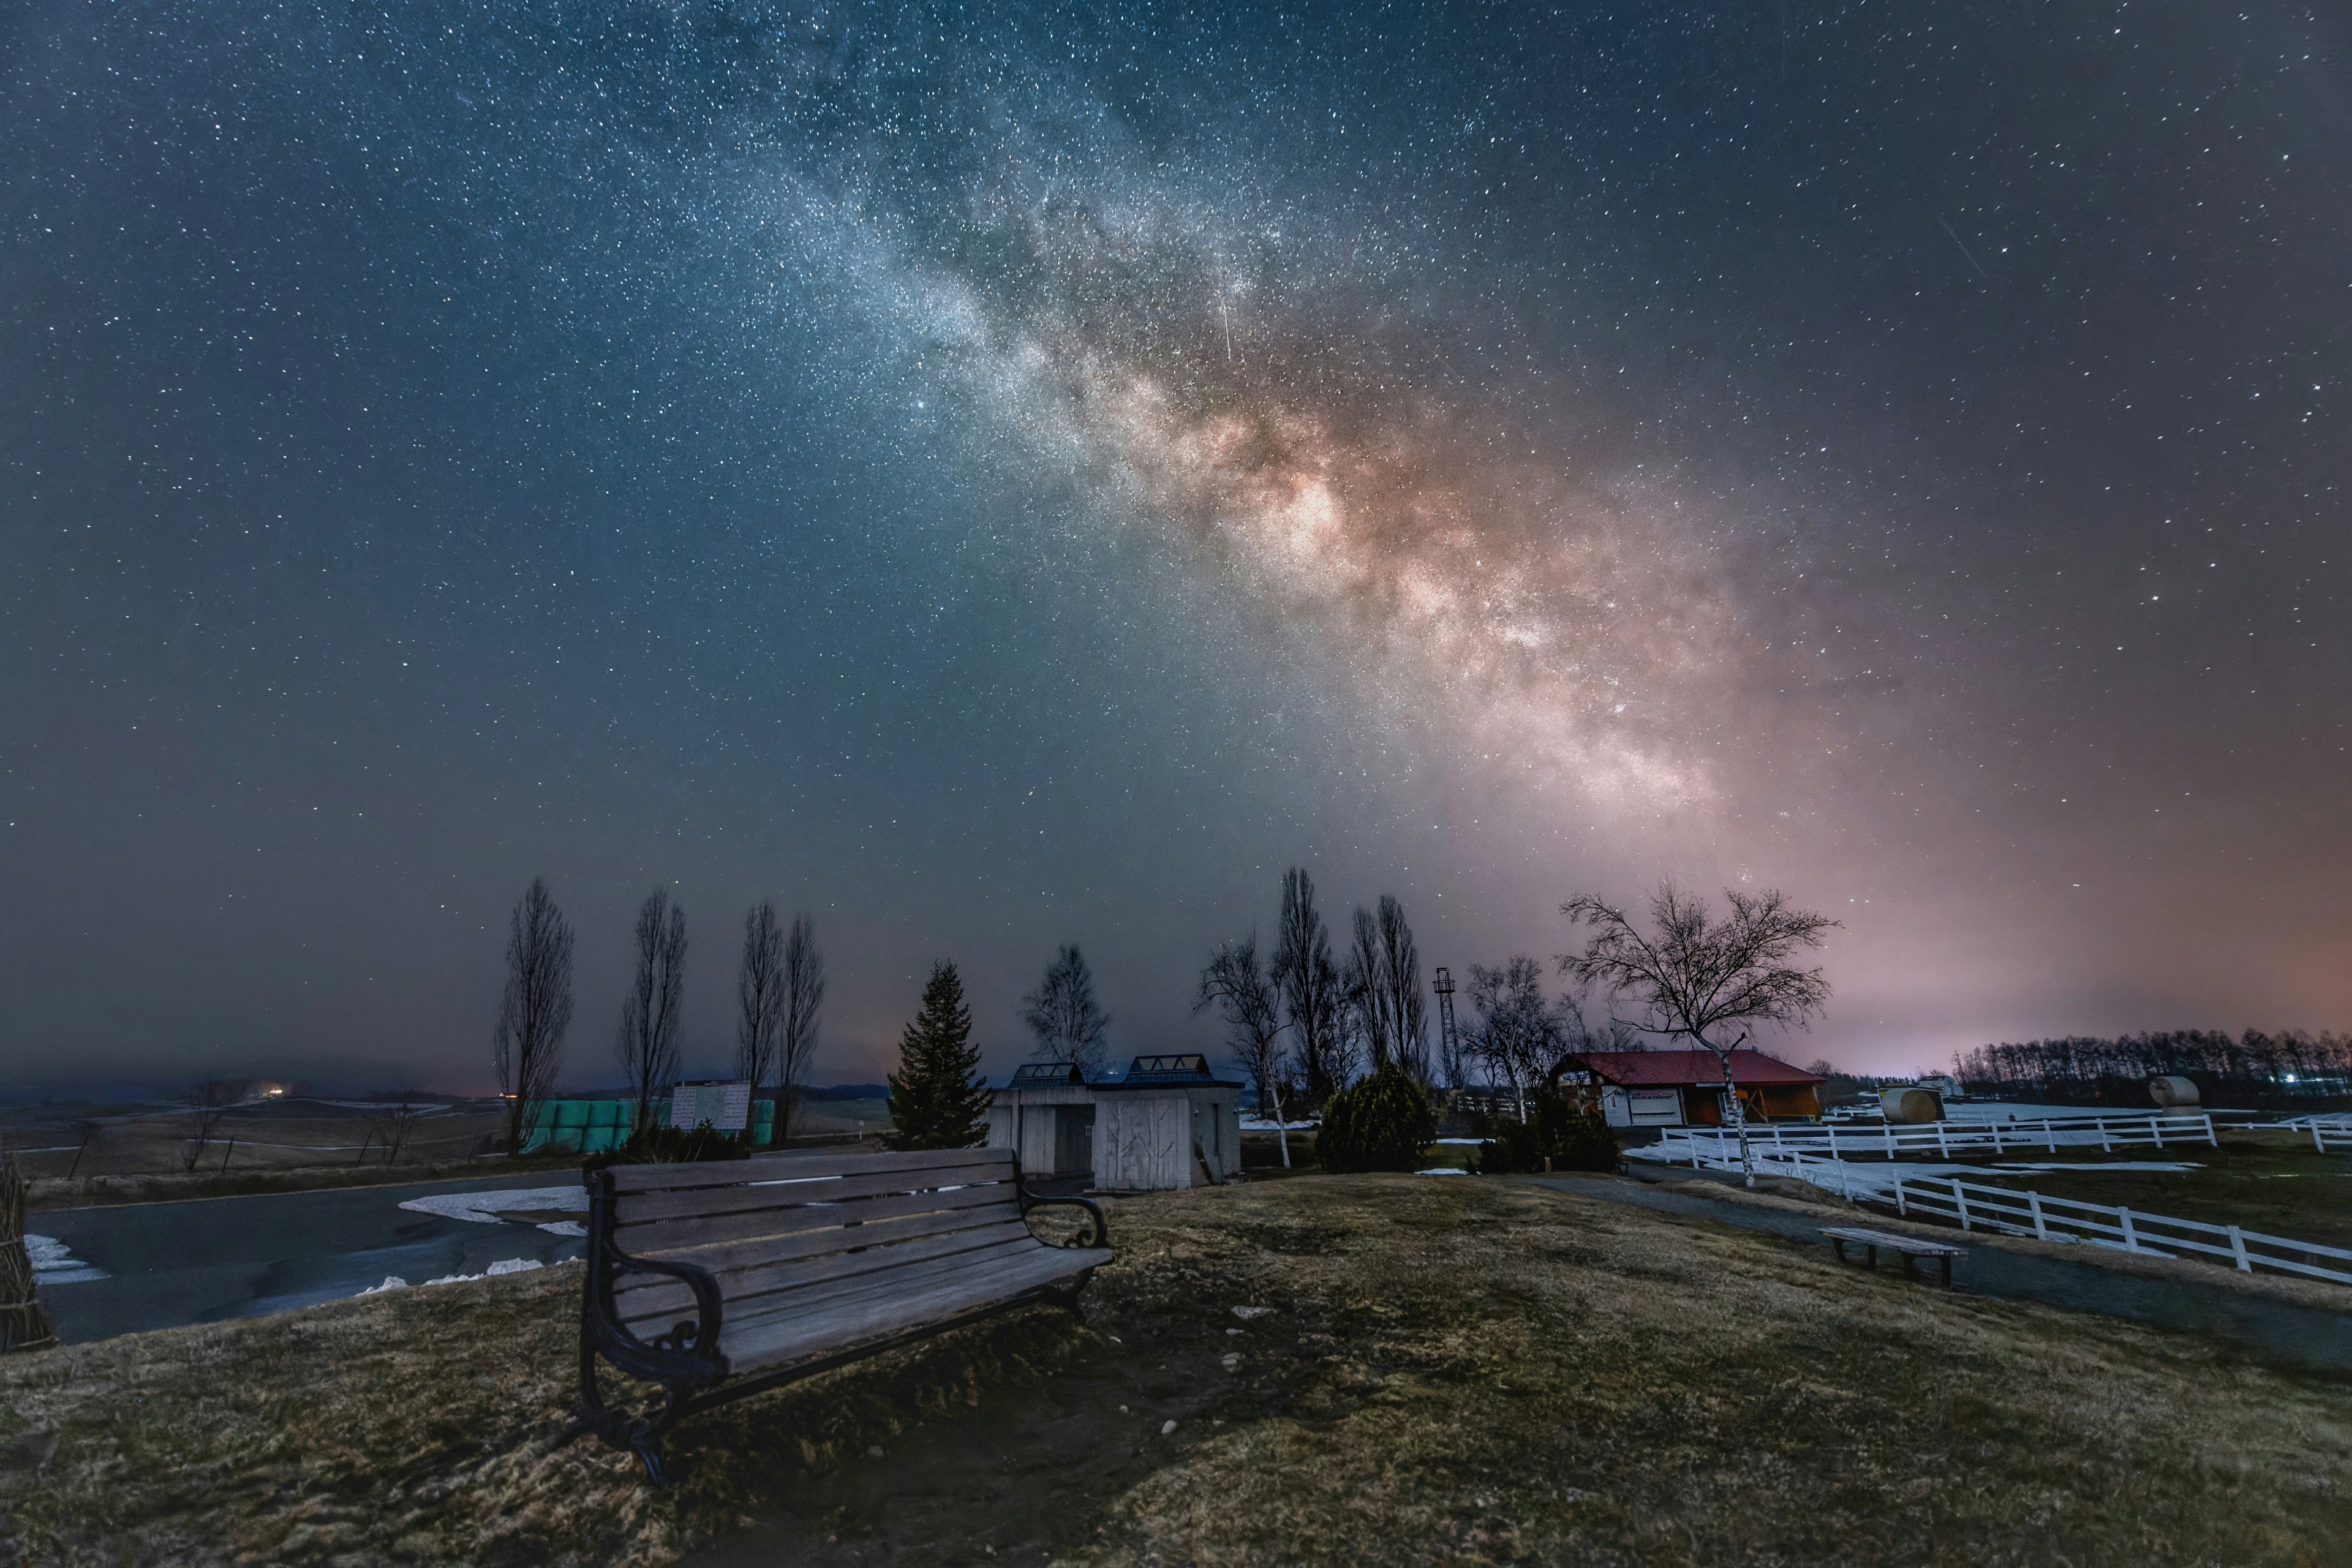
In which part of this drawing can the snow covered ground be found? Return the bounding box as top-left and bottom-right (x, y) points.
(357, 1257), (546, 1296)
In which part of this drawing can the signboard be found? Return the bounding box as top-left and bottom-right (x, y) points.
(670, 1079), (752, 1134)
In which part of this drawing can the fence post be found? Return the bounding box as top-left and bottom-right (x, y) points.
(2316, 1125), (2326, 1155)
(1936, 1121), (1949, 1158)
(1885, 1126), (1895, 1158)
(1952, 1178), (1971, 1232)
(2027, 1190), (2048, 1240)
(1827, 1125), (1838, 1159)
(1893, 1173), (1907, 1216)
(2099, 1118), (2113, 1153)
(2118, 1208), (2139, 1253)
(2044, 1119), (2056, 1154)
(1991, 1121), (2004, 1155)
(2227, 1225), (2250, 1273)
(2203, 1114), (2216, 1149)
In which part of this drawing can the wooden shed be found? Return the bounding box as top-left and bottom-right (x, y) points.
(984, 1061), (1096, 1179)
(1554, 1049), (1825, 1129)
(1091, 1055), (1243, 1191)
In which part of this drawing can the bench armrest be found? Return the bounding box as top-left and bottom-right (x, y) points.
(582, 1178), (730, 1389)
(1018, 1188), (1109, 1250)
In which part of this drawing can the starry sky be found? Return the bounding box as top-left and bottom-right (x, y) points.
(4, 0), (2346, 1092)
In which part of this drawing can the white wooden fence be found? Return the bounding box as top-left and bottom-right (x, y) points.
(1651, 1144), (2352, 1287)
(2263, 1116), (2352, 1153)
(1643, 1111), (2217, 1167)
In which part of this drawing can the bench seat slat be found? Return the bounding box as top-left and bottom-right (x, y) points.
(615, 1218), (1038, 1324)
(614, 1202), (1024, 1300)
(627, 1236), (1049, 1342)
(719, 1245), (1096, 1374)
(612, 1161), (1014, 1229)
(614, 1181), (1017, 1257)
(607, 1145), (1011, 1194)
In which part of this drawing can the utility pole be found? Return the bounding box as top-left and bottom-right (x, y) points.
(1433, 967), (1461, 1091)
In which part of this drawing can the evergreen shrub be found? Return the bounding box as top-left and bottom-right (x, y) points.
(1469, 1096), (1620, 1174)
(1317, 1063), (1439, 1172)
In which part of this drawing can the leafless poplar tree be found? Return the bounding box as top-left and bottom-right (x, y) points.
(1343, 907), (1395, 1072)
(1376, 896), (1430, 1085)
(777, 913), (824, 1146)
(1270, 868), (1348, 1105)
(617, 888), (688, 1133)
(1193, 933), (1292, 1168)
(736, 902), (786, 1139)
(1559, 884), (1838, 1187)
(1022, 944), (1110, 1074)
(493, 876), (575, 1155)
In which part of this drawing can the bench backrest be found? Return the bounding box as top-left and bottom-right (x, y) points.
(594, 1146), (1027, 1341)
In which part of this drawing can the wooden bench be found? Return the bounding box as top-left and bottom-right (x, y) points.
(1821, 1226), (1964, 1289)
(565, 1145), (1109, 1481)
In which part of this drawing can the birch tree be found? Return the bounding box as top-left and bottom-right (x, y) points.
(1559, 884), (1838, 1188)
(1194, 933), (1293, 1167)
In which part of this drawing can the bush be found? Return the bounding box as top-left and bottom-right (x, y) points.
(1469, 1096), (1619, 1175)
(590, 1120), (750, 1169)
(1317, 1065), (1439, 1173)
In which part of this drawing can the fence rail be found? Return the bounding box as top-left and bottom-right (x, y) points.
(1644, 1143), (2352, 1287)
(1643, 1112), (2216, 1166)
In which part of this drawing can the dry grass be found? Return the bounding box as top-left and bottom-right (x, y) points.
(2, 1177), (2348, 1566)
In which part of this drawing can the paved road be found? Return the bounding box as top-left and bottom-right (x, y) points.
(1532, 1174), (2352, 1374)
(29, 1174), (591, 1343)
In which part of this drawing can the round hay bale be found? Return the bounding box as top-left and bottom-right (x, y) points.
(1879, 1086), (1944, 1124)
(2148, 1074), (2200, 1109)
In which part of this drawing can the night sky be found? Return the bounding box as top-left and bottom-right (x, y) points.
(5, 1), (2346, 1091)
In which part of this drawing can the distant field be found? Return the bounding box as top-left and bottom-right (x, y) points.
(1966, 1134), (2352, 1252)
(0, 1093), (899, 1185)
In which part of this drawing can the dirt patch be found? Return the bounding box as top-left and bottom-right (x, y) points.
(2, 1177), (2348, 1566)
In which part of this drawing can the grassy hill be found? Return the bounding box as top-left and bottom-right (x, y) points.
(2, 1176), (2345, 1564)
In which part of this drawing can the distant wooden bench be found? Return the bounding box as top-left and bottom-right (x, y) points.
(564, 1146), (1109, 1481)
(1822, 1226), (1964, 1289)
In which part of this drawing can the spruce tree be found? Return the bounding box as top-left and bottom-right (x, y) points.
(885, 962), (992, 1150)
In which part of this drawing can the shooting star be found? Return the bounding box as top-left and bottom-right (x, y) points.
(1937, 215), (1990, 281)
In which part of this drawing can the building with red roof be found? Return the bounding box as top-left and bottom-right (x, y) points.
(1553, 1048), (1825, 1129)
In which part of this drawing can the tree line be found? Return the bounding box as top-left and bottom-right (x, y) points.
(491, 878), (824, 1153)
(1953, 1029), (2352, 1107)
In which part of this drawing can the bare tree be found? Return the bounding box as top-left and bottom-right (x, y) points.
(363, 1086), (428, 1165)
(617, 888), (688, 1133)
(1559, 884), (1839, 1187)
(777, 912), (824, 1146)
(179, 1074), (238, 1173)
(736, 902), (786, 1140)
(493, 876), (575, 1155)
(1271, 868), (1348, 1105)
(1376, 895), (1430, 1086)
(1021, 944), (1110, 1074)
(1466, 957), (1562, 1123)
(1343, 907), (1395, 1071)
(1193, 933), (1292, 1168)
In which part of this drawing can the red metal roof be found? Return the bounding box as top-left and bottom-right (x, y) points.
(1556, 1049), (1823, 1087)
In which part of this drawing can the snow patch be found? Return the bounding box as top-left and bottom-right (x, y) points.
(398, 1187), (584, 1225)
(24, 1234), (108, 1284)
(1417, 1167), (1469, 1176)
